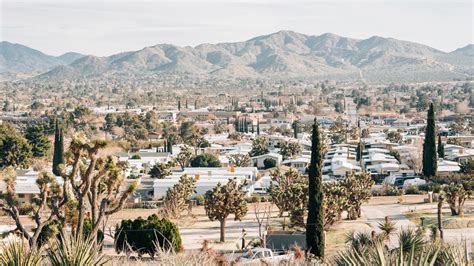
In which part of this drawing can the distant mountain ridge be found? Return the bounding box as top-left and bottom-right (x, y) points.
(1, 31), (473, 83)
(0, 41), (84, 78)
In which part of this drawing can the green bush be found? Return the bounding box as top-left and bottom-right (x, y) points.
(404, 185), (421, 195)
(190, 153), (221, 167)
(263, 158), (276, 169)
(130, 154), (141, 159)
(115, 214), (182, 256)
(247, 194), (260, 203)
(38, 218), (103, 247)
(195, 195), (205, 206)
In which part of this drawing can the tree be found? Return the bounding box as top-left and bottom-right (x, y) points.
(323, 182), (348, 229)
(204, 179), (247, 242)
(279, 141), (302, 160)
(342, 172), (374, 220)
(190, 153), (221, 167)
(227, 154), (252, 167)
(460, 158), (474, 174)
(263, 158), (277, 169)
(115, 214), (182, 256)
(443, 176), (473, 216)
(0, 124), (32, 169)
(249, 136), (269, 157)
(387, 131), (402, 143)
(25, 124), (51, 158)
(162, 175), (196, 218)
(356, 141), (363, 162)
(437, 135), (445, 159)
(306, 119), (324, 258)
(422, 103), (437, 178)
(292, 120), (300, 139)
(268, 168), (308, 217)
(149, 162), (173, 179)
(52, 120), (64, 176)
(0, 169), (61, 249)
(175, 145), (193, 170)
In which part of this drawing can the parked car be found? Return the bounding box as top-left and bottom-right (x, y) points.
(234, 248), (293, 265)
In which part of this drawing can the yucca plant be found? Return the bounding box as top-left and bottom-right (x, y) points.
(47, 234), (108, 266)
(0, 239), (43, 266)
(334, 229), (469, 266)
(378, 216), (397, 240)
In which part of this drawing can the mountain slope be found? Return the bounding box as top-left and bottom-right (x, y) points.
(0, 41), (84, 75)
(5, 31), (474, 83)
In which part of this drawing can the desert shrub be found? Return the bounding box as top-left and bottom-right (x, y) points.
(404, 185), (421, 195)
(190, 153), (221, 167)
(263, 158), (276, 169)
(372, 185), (403, 196)
(195, 195), (205, 206)
(247, 194), (260, 203)
(38, 218), (104, 247)
(130, 154), (141, 159)
(290, 208), (305, 228)
(115, 214), (182, 256)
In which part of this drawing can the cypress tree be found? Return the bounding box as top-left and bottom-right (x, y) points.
(185, 99), (188, 109)
(422, 103), (437, 178)
(437, 135), (445, 159)
(306, 119), (324, 258)
(178, 99), (181, 111)
(292, 120), (299, 139)
(257, 119), (260, 135)
(167, 137), (173, 154)
(52, 120), (64, 176)
(244, 118), (249, 133)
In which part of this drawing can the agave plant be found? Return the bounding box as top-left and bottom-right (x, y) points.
(47, 234), (107, 266)
(334, 228), (469, 266)
(0, 238), (43, 266)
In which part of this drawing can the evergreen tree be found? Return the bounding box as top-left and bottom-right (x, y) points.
(422, 103), (437, 178)
(167, 137), (173, 154)
(25, 124), (51, 157)
(185, 99), (188, 109)
(437, 135), (445, 159)
(244, 118), (249, 133)
(306, 119), (324, 258)
(195, 100), (198, 109)
(178, 98), (181, 111)
(52, 120), (64, 176)
(257, 119), (260, 135)
(292, 120), (300, 139)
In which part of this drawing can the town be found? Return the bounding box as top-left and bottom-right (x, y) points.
(0, 78), (472, 264)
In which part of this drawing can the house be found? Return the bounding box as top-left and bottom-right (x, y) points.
(153, 167), (258, 199)
(437, 160), (461, 177)
(251, 153), (283, 169)
(281, 156), (311, 173)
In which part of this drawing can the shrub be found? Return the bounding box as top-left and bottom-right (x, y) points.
(248, 194), (260, 203)
(263, 158), (276, 169)
(38, 218), (104, 247)
(115, 214), (182, 256)
(290, 208), (305, 228)
(130, 154), (141, 159)
(190, 153), (221, 167)
(404, 185), (421, 195)
(195, 195), (205, 206)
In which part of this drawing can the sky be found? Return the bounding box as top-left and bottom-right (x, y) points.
(1, 0), (473, 56)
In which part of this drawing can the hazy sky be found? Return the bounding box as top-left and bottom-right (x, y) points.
(1, 0), (473, 56)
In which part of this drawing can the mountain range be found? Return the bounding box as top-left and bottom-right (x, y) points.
(1, 31), (473, 83)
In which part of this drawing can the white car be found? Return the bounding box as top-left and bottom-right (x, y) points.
(235, 248), (293, 265)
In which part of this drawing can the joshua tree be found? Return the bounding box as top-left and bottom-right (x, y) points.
(204, 179), (247, 242)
